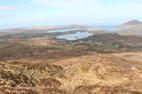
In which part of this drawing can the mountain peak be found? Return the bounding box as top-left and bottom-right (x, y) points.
(123, 20), (142, 25)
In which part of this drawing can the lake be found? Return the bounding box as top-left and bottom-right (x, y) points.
(55, 26), (119, 40)
(56, 32), (92, 40)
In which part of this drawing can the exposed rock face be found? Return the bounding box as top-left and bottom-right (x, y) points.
(0, 62), (66, 94)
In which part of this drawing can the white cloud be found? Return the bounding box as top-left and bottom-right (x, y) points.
(0, 6), (16, 11)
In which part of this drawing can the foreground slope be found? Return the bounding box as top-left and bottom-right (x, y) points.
(0, 53), (142, 94)
(0, 26), (142, 93)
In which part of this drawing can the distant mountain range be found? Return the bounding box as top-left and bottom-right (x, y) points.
(1, 20), (142, 37)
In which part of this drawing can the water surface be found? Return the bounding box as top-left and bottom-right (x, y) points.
(57, 32), (92, 40)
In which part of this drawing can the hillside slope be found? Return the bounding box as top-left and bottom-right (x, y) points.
(118, 20), (142, 35)
(0, 53), (142, 94)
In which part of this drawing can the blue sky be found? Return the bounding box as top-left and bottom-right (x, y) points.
(0, 0), (142, 29)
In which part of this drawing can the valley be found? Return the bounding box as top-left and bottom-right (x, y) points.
(0, 21), (142, 94)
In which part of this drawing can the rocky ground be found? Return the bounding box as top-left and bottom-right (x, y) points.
(0, 33), (142, 94)
(0, 53), (142, 94)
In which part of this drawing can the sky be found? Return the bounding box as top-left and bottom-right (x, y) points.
(0, 0), (142, 29)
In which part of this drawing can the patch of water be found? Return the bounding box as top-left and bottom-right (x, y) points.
(92, 26), (119, 32)
(56, 32), (92, 40)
